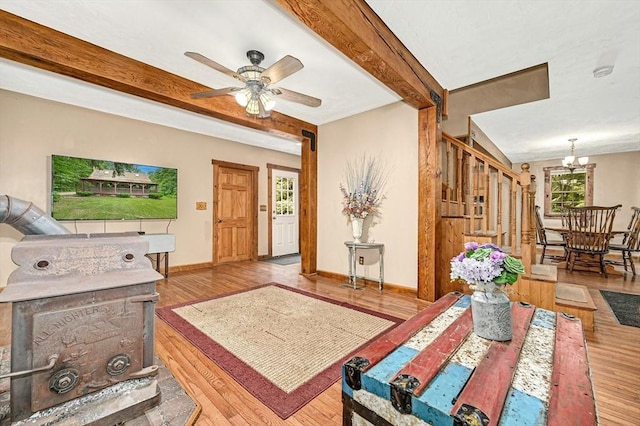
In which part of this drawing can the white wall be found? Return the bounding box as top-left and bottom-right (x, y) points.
(318, 102), (419, 289)
(516, 151), (640, 229)
(0, 90), (300, 286)
(5, 90), (634, 290)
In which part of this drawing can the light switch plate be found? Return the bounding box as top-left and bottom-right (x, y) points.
(196, 201), (207, 210)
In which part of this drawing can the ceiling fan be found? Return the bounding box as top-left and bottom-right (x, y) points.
(185, 50), (322, 118)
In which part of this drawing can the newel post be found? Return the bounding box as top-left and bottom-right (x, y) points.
(529, 175), (538, 264)
(519, 163), (533, 273)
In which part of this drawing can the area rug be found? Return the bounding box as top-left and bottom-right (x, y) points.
(155, 283), (402, 418)
(260, 254), (301, 265)
(600, 290), (640, 328)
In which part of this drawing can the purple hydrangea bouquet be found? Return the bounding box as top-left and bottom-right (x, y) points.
(450, 241), (525, 286)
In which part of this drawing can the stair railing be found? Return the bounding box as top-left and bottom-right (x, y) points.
(438, 133), (535, 297)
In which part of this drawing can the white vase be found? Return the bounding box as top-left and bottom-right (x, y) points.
(351, 217), (364, 243)
(469, 281), (512, 341)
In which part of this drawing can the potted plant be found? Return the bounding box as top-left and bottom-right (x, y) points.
(450, 242), (526, 341)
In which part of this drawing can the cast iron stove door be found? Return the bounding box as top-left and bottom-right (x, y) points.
(30, 295), (145, 412)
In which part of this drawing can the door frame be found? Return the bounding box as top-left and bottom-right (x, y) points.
(212, 159), (259, 265)
(267, 163), (301, 258)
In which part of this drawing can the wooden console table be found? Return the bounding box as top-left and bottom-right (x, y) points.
(344, 241), (384, 290)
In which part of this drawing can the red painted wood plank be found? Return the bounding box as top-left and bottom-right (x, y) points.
(384, 292), (464, 347)
(547, 313), (597, 426)
(350, 292), (464, 372)
(450, 302), (536, 426)
(392, 308), (473, 396)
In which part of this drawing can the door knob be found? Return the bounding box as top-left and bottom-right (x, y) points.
(216, 219), (222, 223)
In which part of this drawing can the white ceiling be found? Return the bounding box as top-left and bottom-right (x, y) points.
(1, 0), (639, 162)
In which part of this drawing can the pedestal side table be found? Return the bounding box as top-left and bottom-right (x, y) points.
(344, 241), (385, 290)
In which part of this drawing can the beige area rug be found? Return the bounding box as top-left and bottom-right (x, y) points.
(156, 283), (402, 418)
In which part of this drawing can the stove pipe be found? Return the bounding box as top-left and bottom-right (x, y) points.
(0, 194), (71, 235)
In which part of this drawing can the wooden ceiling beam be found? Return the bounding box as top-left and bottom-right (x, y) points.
(272, 0), (444, 110)
(0, 10), (316, 141)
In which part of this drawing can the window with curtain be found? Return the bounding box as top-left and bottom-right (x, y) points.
(543, 165), (595, 217)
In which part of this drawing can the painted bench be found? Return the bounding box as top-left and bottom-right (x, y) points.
(342, 292), (597, 426)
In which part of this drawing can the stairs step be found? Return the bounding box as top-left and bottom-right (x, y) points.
(531, 264), (558, 283)
(465, 230), (497, 236)
(554, 282), (597, 332)
(555, 283), (597, 311)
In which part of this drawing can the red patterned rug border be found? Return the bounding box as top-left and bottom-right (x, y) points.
(156, 283), (403, 419)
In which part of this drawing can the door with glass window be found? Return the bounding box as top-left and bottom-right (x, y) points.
(272, 170), (299, 256)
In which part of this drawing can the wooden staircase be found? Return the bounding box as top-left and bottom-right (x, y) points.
(436, 133), (596, 331)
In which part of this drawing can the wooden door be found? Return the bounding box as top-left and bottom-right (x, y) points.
(213, 161), (258, 264)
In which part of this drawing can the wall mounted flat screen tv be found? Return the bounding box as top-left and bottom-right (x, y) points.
(51, 154), (178, 221)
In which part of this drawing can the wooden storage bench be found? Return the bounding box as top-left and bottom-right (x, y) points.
(342, 292), (597, 426)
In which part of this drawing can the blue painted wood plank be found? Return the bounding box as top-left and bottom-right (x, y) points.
(454, 295), (471, 309)
(532, 307), (556, 330)
(412, 363), (473, 425)
(362, 345), (419, 399)
(500, 388), (547, 426)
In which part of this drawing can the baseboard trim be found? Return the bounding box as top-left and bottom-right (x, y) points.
(316, 270), (417, 297)
(316, 270), (344, 282)
(169, 262), (214, 273)
(166, 264), (417, 297)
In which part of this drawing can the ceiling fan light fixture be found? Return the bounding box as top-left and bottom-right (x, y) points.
(238, 65), (263, 81)
(186, 49), (319, 119)
(260, 92), (276, 111)
(234, 90), (249, 107)
(246, 97), (260, 116)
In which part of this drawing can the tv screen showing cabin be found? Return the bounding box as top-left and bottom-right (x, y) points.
(51, 154), (178, 221)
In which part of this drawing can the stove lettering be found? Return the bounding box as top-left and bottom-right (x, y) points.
(34, 305), (104, 346)
(53, 306), (103, 331)
(34, 328), (54, 345)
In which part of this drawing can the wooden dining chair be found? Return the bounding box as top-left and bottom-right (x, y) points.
(535, 205), (566, 263)
(565, 205), (621, 277)
(608, 206), (640, 275)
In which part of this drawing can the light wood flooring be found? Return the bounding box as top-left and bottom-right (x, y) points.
(1, 260), (638, 425)
(155, 261), (638, 426)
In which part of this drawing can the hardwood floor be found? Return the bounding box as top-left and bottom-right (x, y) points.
(153, 261), (639, 426)
(0, 261), (637, 425)
(153, 262), (431, 426)
(553, 266), (640, 426)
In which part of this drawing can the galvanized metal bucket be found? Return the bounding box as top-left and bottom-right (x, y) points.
(470, 282), (512, 341)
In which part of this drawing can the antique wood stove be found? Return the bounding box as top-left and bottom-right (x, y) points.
(0, 232), (163, 423)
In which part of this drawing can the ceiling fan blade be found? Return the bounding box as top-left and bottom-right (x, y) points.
(184, 51), (247, 82)
(190, 87), (241, 99)
(261, 55), (303, 84)
(271, 87), (322, 107)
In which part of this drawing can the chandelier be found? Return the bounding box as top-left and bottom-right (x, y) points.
(561, 138), (588, 172)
